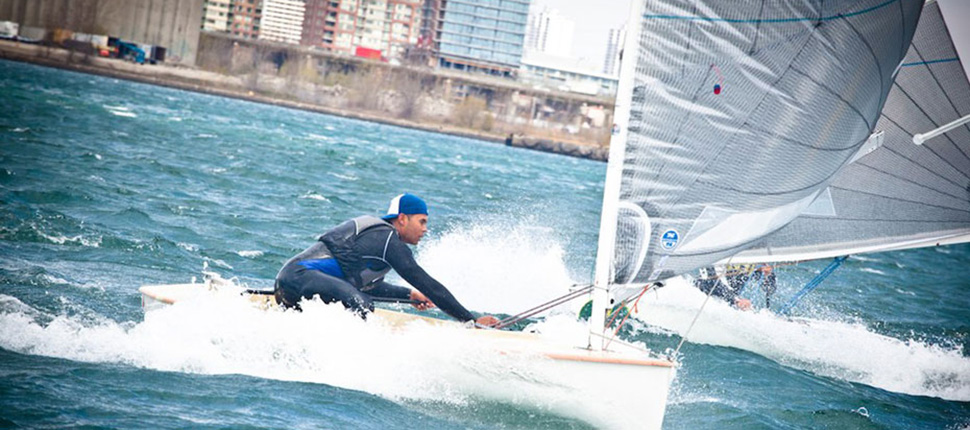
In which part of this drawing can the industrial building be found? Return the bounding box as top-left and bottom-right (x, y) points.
(0, 0), (205, 65)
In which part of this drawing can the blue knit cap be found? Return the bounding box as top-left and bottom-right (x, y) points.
(382, 193), (428, 220)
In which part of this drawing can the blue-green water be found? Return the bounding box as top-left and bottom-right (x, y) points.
(1, 58), (968, 429)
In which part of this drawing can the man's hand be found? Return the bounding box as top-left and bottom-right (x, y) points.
(475, 315), (500, 328)
(734, 298), (752, 311)
(409, 289), (434, 311)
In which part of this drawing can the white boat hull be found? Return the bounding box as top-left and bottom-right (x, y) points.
(139, 278), (676, 429)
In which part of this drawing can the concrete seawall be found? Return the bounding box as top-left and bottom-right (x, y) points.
(0, 40), (610, 162)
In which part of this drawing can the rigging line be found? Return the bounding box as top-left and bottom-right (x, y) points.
(880, 112), (970, 184)
(493, 288), (591, 329)
(850, 159), (970, 203)
(604, 283), (654, 350)
(778, 256), (848, 315)
(492, 285), (593, 330)
(908, 44), (970, 162)
(673, 270), (718, 357)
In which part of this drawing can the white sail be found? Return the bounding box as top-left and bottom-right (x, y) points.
(599, 0), (925, 287)
(729, 0), (970, 264)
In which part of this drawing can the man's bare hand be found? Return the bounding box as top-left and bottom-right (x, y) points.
(734, 298), (752, 311)
(475, 315), (500, 328)
(409, 289), (434, 310)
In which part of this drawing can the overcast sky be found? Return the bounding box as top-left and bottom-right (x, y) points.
(539, 0), (970, 80)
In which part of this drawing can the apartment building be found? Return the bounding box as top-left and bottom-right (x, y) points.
(302, 0), (422, 61)
(202, 0), (232, 32)
(259, 0), (305, 44)
(435, 0), (531, 76)
(230, 0), (261, 39)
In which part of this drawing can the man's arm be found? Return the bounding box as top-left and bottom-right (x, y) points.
(366, 280), (412, 300)
(384, 239), (476, 322)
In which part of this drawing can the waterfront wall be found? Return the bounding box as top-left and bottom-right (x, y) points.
(0, 0), (203, 64)
(196, 32), (616, 151)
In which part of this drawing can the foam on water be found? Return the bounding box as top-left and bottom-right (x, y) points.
(635, 279), (970, 401)
(416, 220), (579, 315)
(0, 292), (652, 429)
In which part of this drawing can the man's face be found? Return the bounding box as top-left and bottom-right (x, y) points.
(395, 214), (428, 245)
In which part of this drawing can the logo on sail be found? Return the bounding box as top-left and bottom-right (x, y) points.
(660, 229), (679, 250)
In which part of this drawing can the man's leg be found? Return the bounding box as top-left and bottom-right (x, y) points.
(296, 269), (374, 317)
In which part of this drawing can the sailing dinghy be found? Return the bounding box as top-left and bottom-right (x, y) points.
(140, 0), (934, 427)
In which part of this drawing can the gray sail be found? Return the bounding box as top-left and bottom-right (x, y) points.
(729, 0), (970, 264)
(609, 0), (925, 284)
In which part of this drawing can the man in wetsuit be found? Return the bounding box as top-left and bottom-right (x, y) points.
(275, 193), (498, 327)
(693, 265), (777, 311)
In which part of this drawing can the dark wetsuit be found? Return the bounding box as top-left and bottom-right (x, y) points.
(694, 266), (777, 308)
(275, 216), (476, 322)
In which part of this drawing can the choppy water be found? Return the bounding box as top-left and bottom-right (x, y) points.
(1, 59), (968, 429)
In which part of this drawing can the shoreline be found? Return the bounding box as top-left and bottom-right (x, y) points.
(0, 40), (609, 162)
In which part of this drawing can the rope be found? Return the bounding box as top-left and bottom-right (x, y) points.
(673, 278), (717, 357)
(604, 283), (654, 349)
(492, 284), (594, 330)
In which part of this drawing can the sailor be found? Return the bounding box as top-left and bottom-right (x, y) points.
(274, 193), (498, 327)
(693, 265), (776, 310)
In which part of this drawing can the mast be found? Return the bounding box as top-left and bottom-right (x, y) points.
(590, 0), (644, 350)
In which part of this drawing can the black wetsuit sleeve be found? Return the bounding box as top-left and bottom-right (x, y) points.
(366, 280), (412, 301)
(694, 277), (737, 301)
(384, 238), (476, 322)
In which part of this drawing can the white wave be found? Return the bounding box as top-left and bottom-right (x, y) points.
(329, 173), (358, 181)
(169, 117), (183, 122)
(13, 127), (29, 133)
(307, 133), (330, 141)
(634, 278), (970, 401)
(859, 267), (886, 276)
(196, 133), (217, 138)
(207, 258), (233, 270)
(36, 228), (102, 248)
(397, 158), (417, 165)
(299, 192), (330, 202)
(0, 292), (651, 429)
(416, 220), (578, 315)
(102, 105), (129, 111)
(109, 110), (138, 118)
(236, 250), (264, 258)
(177, 242), (199, 252)
(40, 273), (72, 286)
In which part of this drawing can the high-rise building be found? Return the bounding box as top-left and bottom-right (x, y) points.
(603, 26), (625, 76)
(203, 0), (233, 32)
(436, 0), (531, 77)
(302, 0), (423, 60)
(524, 6), (573, 58)
(259, 0), (305, 44)
(230, 0), (262, 39)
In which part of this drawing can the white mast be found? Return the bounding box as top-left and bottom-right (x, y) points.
(590, 0), (644, 350)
